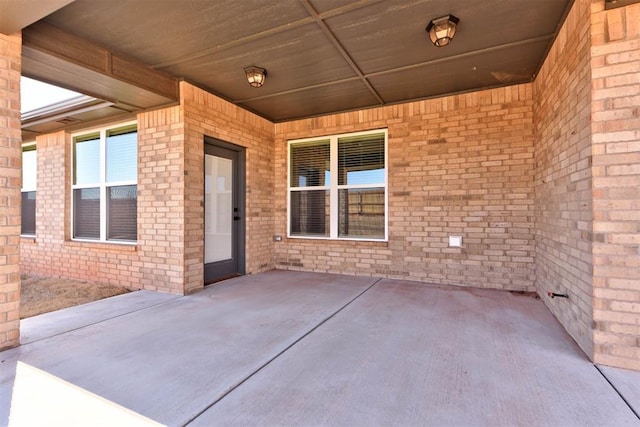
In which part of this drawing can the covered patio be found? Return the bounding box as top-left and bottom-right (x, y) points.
(1, 0), (639, 375)
(1, 271), (638, 426)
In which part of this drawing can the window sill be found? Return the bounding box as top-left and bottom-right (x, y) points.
(65, 239), (138, 252)
(286, 235), (389, 244)
(20, 235), (36, 243)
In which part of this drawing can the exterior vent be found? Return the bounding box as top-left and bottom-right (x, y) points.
(56, 117), (79, 125)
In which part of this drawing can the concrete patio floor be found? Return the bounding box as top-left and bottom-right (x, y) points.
(1, 270), (638, 426)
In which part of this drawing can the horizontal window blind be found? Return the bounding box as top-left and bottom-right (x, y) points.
(338, 134), (385, 186)
(21, 191), (36, 235)
(72, 123), (137, 242)
(290, 140), (330, 187)
(288, 130), (387, 240)
(74, 188), (100, 239)
(290, 190), (330, 237)
(108, 185), (137, 241)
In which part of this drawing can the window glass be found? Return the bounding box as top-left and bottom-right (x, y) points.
(338, 188), (385, 239)
(290, 190), (330, 237)
(74, 188), (100, 239)
(21, 145), (36, 235)
(288, 130), (387, 240)
(21, 192), (36, 235)
(290, 140), (330, 187)
(338, 134), (385, 186)
(108, 185), (137, 241)
(74, 134), (100, 185)
(72, 123), (137, 242)
(22, 148), (37, 191)
(106, 127), (137, 182)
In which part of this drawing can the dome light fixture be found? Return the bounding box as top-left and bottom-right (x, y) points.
(426, 14), (460, 47)
(244, 66), (267, 88)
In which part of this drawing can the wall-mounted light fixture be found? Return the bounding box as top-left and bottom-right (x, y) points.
(426, 14), (459, 47)
(244, 66), (267, 88)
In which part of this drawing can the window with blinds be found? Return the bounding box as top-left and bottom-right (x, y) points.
(288, 129), (387, 241)
(21, 144), (37, 236)
(72, 123), (137, 242)
(290, 140), (330, 237)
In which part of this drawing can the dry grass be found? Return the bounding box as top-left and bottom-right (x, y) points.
(20, 275), (130, 319)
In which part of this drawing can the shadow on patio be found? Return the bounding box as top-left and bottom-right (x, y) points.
(1, 270), (638, 426)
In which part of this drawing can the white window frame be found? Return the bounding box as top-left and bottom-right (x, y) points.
(287, 128), (388, 242)
(21, 142), (37, 237)
(71, 120), (137, 244)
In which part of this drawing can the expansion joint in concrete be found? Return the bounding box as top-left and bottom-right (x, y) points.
(594, 365), (640, 421)
(181, 277), (383, 426)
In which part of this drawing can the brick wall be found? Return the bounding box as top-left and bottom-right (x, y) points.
(22, 108), (192, 294)
(136, 106), (186, 293)
(21, 129), (144, 290)
(21, 82), (275, 296)
(13, 2), (637, 370)
(533, 0), (594, 359)
(275, 85), (536, 291)
(590, 1), (640, 370)
(0, 32), (21, 350)
(181, 82), (275, 292)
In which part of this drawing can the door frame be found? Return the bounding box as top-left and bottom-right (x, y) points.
(203, 136), (246, 283)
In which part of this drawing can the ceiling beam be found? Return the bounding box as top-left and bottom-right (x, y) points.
(0, 0), (75, 35)
(22, 22), (179, 106)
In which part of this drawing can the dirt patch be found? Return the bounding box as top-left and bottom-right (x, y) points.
(20, 275), (131, 319)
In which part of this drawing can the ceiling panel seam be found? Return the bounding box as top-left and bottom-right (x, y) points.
(316, 0), (387, 20)
(366, 34), (555, 79)
(151, 0), (387, 71)
(234, 34), (553, 104)
(235, 76), (362, 103)
(299, 0), (385, 105)
(22, 0), (575, 126)
(150, 17), (315, 69)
